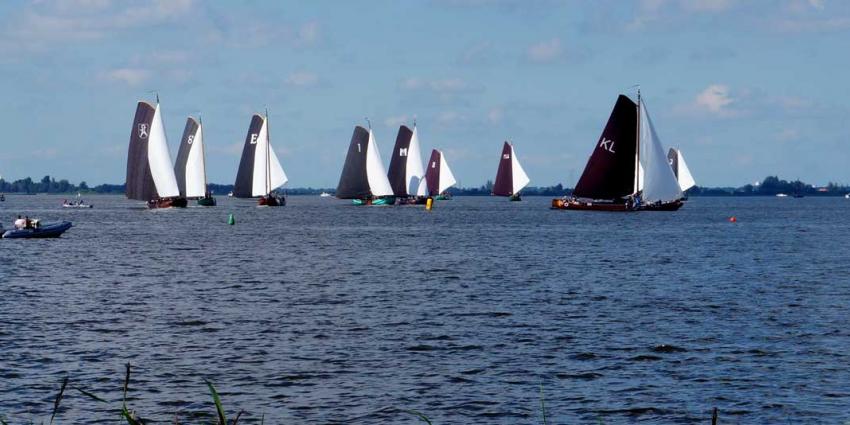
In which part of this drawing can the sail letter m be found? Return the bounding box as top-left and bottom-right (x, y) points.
(599, 138), (615, 153)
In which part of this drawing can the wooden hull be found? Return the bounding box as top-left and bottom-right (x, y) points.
(509, 194), (522, 202)
(397, 196), (428, 205)
(258, 195), (285, 207)
(551, 198), (633, 212)
(147, 198), (188, 209)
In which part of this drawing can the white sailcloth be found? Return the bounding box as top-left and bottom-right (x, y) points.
(406, 126), (426, 196)
(250, 117), (288, 197)
(675, 149), (696, 191)
(185, 121), (207, 198)
(509, 144), (530, 194)
(437, 151), (457, 194)
(365, 129), (394, 197)
(148, 103), (180, 198)
(639, 101), (683, 203)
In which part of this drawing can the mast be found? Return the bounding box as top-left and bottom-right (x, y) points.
(199, 115), (208, 194)
(635, 87), (641, 196)
(265, 108), (271, 196)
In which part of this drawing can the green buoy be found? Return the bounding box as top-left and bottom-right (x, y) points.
(227, 213), (235, 225)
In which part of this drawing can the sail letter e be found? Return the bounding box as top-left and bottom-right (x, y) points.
(250, 133), (258, 144)
(599, 138), (615, 153)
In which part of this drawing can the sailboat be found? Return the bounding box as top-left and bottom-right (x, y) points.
(175, 116), (215, 206)
(126, 96), (187, 209)
(551, 90), (683, 211)
(667, 148), (696, 197)
(233, 112), (288, 206)
(387, 123), (427, 205)
(335, 123), (395, 205)
(492, 141), (530, 201)
(424, 149), (457, 200)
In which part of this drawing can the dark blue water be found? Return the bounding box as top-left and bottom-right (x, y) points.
(1, 194), (848, 424)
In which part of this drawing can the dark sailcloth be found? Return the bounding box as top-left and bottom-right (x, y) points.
(424, 149), (442, 197)
(667, 148), (679, 178)
(174, 117), (200, 197)
(386, 125), (414, 196)
(573, 95), (638, 200)
(335, 126), (372, 199)
(492, 142), (514, 196)
(232, 114), (264, 198)
(125, 101), (158, 201)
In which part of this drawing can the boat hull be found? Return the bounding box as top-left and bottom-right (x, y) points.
(197, 196), (217, 207)
(551, 198), (634, 212)
(396, 196), (428, 205)
(62, 204), (93, 209)
(352, 197), (395, 206)
(434, 194), (452, 200)
(3, 221), (72, 239)
(640, 200), (684, 211)
(147, 198), (188, 209)
(258, 194), (285, 207)
(509, 194), (522, 202)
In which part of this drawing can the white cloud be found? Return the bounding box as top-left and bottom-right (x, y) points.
(284, 71), (319, 87)
(100, 68), (151, 86)
(695, 84), (734, 114)
(526, 38), (562, 63)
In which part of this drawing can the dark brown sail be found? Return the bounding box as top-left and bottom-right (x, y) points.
(233, 114), (264, 198)
(125, 101), (158, 201)
(335, 126), (372, 199)
(573, 95), (638, 200)
(174, 117), (200, 198)
(424, 149), (441, 197)
(492, 141), (514, 196)
(667, 148), (679, 179)
(386, 125), (413, 196)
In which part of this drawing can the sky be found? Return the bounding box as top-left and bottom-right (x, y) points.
(0, 0), (848, 188)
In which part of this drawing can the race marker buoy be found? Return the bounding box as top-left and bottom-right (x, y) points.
(728, 216), (737, 223)
(425, 198), (433, 211)
(228, 213), (235, 225)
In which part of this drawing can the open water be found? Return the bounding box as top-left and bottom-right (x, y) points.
(0, 194), (848, 424)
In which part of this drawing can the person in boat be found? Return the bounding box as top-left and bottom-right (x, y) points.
(14, 215), (25, 229)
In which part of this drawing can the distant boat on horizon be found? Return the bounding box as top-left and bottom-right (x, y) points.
(174, 116), (215, 206)
(667, 148), (696, 196)
(125, 96), (187, 209)
(492, 141), (530, 201)
(319, 192), (332, 197)
(233, 112), (288, 207)
(552, 90), (683, 212)
(335, 124), (395, 206)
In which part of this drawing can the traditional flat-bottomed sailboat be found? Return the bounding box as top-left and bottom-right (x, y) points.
(126, 96), (187, 209)
(233, 112), (288, 206)
(492, 141), (530, 201)
(667, 147), (696, 197)
(174, 116), (215, 206)
(387, 123), (427, 205)
(424, 149), (457, 200)
(336, 123), (395, 205)
(551, 90), (683, 211)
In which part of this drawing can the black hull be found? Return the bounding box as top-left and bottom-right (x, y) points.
(147, 198), (188, 209)
(640, 200), (684, 211)
(258, 194), (286, 207)
(551, 198), (635, 212)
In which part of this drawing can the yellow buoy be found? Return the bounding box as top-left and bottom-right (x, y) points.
(425, 198), (433, 211)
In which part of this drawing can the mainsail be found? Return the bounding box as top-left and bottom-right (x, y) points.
(387, 125), (426, 197)
(639, 101), (682, 203)
(667, 148), (696, 191)
(493, 142), (530, 196)
(336, 126), (394, 199)
(126, 101), (180, 201)
(233, 114), (288, 198)
(573, 95), (638, 200)
(174, 117), (207, 198)
(424, 149), (457, 196)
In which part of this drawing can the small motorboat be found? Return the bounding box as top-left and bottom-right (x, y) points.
(62, 200), (93, 209)
(3, 221), (72, 239)
(320, 192), (332, 197)
(776, 193), (789, 198)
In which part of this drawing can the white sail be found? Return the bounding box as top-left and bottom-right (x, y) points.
(185, 121), (207, 198)
(365, 129), (394, 197)
(509, 144), (530, 194)
(438, 151), (457, 194)
(268, 143), (288, 191)
(406, 126), (426, 196)
(639, 101), (682, 203)
(415, 176), (428, 196)
(148, 103), (180, 198)
(251, 117), (270, 197)
(675, 149), (696, 191)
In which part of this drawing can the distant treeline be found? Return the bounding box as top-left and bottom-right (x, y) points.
(1, 175), (849, 196)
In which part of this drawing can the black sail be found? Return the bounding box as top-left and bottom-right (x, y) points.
(492, 142), (514, 196)
(424, 149), (441, 197)
(667, 148), (679, 179)
(386, 125), (414, 196)
(573, 95), (638, 200)
(335, 126), (372, 199)
(233, 114), (264, 198)
(174, 117), (200, 197)
(125, 101), (158, 201)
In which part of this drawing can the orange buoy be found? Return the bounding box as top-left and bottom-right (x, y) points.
(728, 216), (737, 223)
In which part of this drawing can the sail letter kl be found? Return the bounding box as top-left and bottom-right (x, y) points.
(573, 95), (638, 200)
